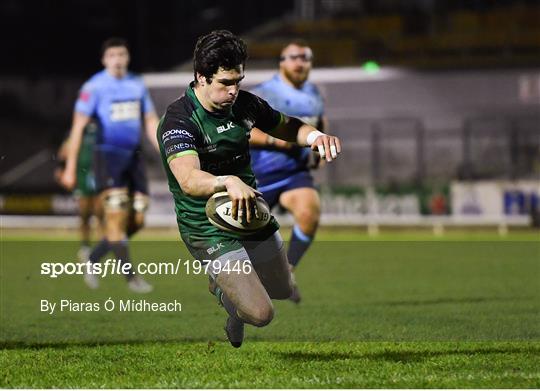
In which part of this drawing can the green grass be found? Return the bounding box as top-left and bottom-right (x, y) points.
(1, 229), (539, 388)
(2, 342), (540, 388)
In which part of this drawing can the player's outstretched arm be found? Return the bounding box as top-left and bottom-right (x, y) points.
(60, 112), (91, 190)
(169, 155), (261, 222)
(249, 127), (292, 150)
(269, 115), (341, 162)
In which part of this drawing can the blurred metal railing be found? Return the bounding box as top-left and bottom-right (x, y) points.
(314, 115), (540, 188)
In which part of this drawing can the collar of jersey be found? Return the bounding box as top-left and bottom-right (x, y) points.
(102, 69), (131, 82)
(187, 82), (233, 120)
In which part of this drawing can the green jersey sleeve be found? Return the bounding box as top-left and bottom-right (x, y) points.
(158, 115), (201, 164)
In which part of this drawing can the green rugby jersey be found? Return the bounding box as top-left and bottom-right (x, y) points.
(157, 84), (283, 241)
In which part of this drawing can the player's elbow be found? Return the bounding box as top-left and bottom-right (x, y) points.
(178, 176), (206, 197)
(178, 179), (197, 196)
(171, 163), (200, 196)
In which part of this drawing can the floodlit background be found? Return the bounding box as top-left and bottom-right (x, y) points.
(1, 0), (539, 230)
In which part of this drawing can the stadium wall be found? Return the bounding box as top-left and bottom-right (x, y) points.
(1, 68), (539, 228)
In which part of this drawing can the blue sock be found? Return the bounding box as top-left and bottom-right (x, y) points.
(89, 239), (109, 264)
(287, 225), (313, 268)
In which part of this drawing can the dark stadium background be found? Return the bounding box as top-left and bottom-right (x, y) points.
(0, 0), (291, 192)
(0, 0), (538, 221)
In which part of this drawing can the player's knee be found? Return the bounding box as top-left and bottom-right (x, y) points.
(296, 208), (320, 231)
(248, 304), (274, 327)
(132, 194), (149, 214)
(103, 190), (130, 212)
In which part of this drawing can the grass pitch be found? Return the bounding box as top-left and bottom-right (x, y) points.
(1, 228), (539, 388)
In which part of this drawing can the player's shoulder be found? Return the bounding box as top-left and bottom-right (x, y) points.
(160, 94), (200, 134)
(236, 89), (261, 104)
(234, 90), (269, 115)
(164, 93), (196, 119)
(80, 70), (106, 91)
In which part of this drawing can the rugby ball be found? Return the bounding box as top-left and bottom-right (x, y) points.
(205, 191), (271, 235)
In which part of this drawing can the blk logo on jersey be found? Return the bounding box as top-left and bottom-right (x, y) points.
(216, 121), (235, 133)
(110, 100), (141, 121)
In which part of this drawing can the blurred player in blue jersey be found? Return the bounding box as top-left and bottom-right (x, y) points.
(61, 38), (159, 293)
(250, 40), (327, 303)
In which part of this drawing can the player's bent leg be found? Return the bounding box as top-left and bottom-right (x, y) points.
(101, 188), (130, 241)
(279, 188), (320, 303)
(279, 187), (321, 237)
(244, 232), (293, 300)
(280, 188), (320, 267)
(94, 188), (152, 292)
(215, 254), (274, 327)
(280, 187), (320, 268)
(213, 249), (274, 348)
(253, 249), (293, 300)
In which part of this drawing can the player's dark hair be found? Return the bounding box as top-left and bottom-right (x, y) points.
(101, 37), (129, 56)
(193, 30), (248, 83)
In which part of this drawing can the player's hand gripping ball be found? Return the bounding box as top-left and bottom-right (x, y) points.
(206, 192), (271, 235)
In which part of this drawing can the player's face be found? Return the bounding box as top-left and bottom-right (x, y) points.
(279, 44), (312, 87)
(200, 66), (244, 111)
(102, 46), (130, 78)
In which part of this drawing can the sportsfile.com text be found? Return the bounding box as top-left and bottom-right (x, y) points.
(41, 259), (253, 278)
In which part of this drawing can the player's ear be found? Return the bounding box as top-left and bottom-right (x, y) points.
(196, 73), (206, 86)
(199, 74), (213, 86)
